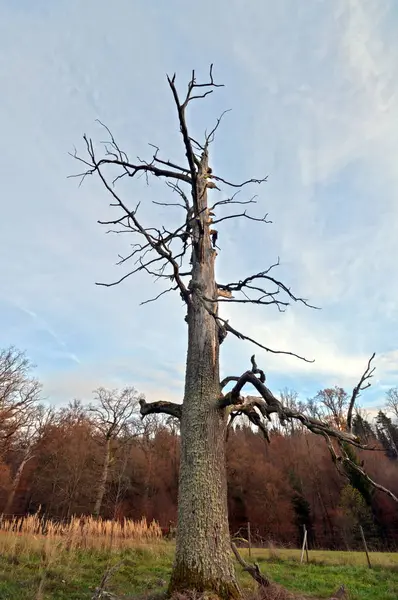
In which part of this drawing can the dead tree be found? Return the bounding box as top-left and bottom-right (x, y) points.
(89, 387), (140, 517)
(72, 67), (397, 599)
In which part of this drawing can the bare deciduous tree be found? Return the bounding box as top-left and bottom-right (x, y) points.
(0, 347), (41, 455)
(89, 387), (141, 517)
(309, 387), (349, 431)
(73, 68), (397, 599)
(386, 387), (398, 421)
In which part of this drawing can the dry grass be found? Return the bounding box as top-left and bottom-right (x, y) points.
(242, 546), (398, 569)
(0, 512), (162, 556)
(0, 539), (397, 599)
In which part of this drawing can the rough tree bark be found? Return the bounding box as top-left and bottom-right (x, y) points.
(168, 152), (240, 597)
(72, 67), (398, 599)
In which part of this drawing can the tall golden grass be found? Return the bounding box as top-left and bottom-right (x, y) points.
(0, 512), (163, 556)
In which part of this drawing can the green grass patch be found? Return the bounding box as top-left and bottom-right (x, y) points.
(0, 543), (397, 599)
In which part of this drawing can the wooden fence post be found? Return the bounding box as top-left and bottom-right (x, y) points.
(359, 525), (372, 569)
(300, 525), (309, 564)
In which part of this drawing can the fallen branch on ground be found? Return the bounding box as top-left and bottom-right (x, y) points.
(91, 561), (124, 600)
(231, 541), (270, 588)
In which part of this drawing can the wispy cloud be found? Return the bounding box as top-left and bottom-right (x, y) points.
(17, 304), (81, 365)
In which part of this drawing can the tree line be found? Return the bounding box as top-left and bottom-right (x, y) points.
(1, 345), (397, 551)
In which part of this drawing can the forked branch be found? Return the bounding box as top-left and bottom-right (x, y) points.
(70, 130), (193, 301)
(216, 260), (319, 312)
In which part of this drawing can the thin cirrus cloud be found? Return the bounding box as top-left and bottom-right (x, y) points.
(0, 0), (397, 410)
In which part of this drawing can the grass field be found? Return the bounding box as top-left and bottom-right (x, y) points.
(0, 519), (397, 599)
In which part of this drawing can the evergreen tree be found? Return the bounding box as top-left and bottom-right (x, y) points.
(376, 411), (398, 459)
(342, 442), (373, 506)
(338, 484), (378, 548)
(352, 413), (375, 443)
(288, 470), (314, 547)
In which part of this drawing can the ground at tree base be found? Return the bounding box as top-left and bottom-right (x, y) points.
(92, 588), (341, 600)
(0, 545), (397, 599)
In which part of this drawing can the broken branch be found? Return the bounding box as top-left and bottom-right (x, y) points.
(231, 541), (270, 588)
(139, 399), (182, 420)
(346, 353), (376, 432)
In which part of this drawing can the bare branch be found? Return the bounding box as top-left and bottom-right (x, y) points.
(212, 174), (268, 189)
(96, 256), (165, 287)
(167, 78), (197, 197)
(92, 560), (124, 600)
(230, 398), (270, 441)
(220, 376), (240, 390)
(139, 398), (182, 420)
(152, 200), (187, 210)
(212, 211), (272, 225)
(321, 430), (398, 504)
(147, 144), (190, 174)
(232, 542), (346, 600)
(220, 362), (362, 445)
(210, 192), (257, 210)
(215, 315), (314, 362)
(346, 353), (376, 432)
(140, 286), (178, 306)
(250, 354), (266, 383)
(221, 356), (398, 504)
(205, 109), (232, 145)
(74, 148), (191, 301)
(70, 143), (192, 185)
(339, 446), (398, 503)
(217, 262), (319, 311)
(165, 181), (191, 211)
(165, 66), (225, 218)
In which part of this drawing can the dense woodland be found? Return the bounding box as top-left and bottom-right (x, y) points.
(1, 345), (398, 551)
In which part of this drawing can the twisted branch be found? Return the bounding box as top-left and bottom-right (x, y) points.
(223, 355), (398, 504)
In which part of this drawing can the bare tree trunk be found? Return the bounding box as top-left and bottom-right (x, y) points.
(169, 155), (240, 599)
(2, 451), (32, 516)
(94, 436), (111, 517)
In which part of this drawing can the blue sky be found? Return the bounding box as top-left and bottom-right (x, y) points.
(1, 0), (397, 414)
